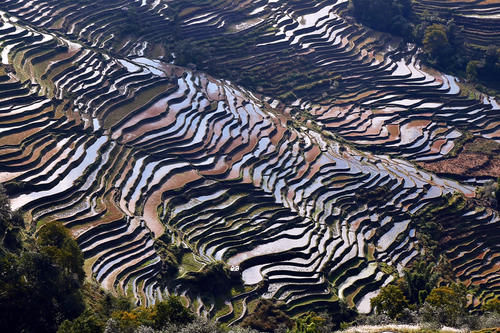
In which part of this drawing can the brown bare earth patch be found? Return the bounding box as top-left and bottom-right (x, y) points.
(418, 138), (500, 178)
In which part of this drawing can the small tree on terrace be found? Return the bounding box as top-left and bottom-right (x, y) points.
(370, 284), (409, 320)
(37, 221), (85, 282)
(154, 296), (194, 328)
(420, 284), (468, 327)
(402, 261), (439, 305)
(423, 24), (450, 63)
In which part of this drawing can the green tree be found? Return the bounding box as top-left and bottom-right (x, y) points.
(0, 185), (24, 252)
(153, 296), (194, 328)
(423, 284), (467, 326)
(401, 261), (439, 305)
(0, 196), (86, 333)
(293, 312), (330, 333)
(57, 310), (104, 333)
(370, 284), (409, 320)
(350, 0), (413, 38)
(37, 221), (85, 282)
(423, 24), (450, 62)
(466, 61), (479, 81)
(241, 299), (293, 331)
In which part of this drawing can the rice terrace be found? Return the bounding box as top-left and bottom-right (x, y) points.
(0, 0), (499, 332)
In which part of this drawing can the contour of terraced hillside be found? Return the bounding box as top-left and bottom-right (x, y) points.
(413, 0), (500, 47)
(0, 0), (499, 323)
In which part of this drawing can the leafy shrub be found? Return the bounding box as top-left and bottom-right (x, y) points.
(370, 285), (410, 320)
(292, 312), (335, 333)
(177, 261), (240, 295)
(241, 299), (293, 332)
(350, 0), (413, 38)
(419, 284), (467, 328)
(58, 310), (104, 333)
(37, 221), (85, 282)
(160, 317), (222, 333)
(153, 296), (194, 328)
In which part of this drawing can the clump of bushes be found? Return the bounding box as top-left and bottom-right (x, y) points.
(367, 261), (500, 330)
(241, 299), (293, 332)
(177, 261), (241, 295)
(154, 234), (186, 280)
(0, 194), (86, 333)
(349, 0), (413, 39)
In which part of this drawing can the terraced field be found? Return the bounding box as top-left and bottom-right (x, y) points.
(0, 0), (499, 323)
(413, 0), (500, 47)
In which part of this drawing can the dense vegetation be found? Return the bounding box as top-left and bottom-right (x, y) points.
(368, 264), (500, 330)
(0, 187), (85, 333)
(350, 0), (413, 38)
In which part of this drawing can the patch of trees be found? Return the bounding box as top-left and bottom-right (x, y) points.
(165, 40), (214, 68)
(476, 178), (500, 210)
(350, 0), (413, 39)
(241, 299), (294, 332)
(119, 7), (153, 37)
(367, 261), (500, 330)
(410, 192), (467, 261)
(60, 295), (194, 333)
(178, 261), (241, 295)
(0, 185), (85, 332)
(240, 298), (356, 333)
(354, 184), (395, 206)
(466, 46), (500, 89)
(154, 234), (185, 280)
(417, 20), (469, 76)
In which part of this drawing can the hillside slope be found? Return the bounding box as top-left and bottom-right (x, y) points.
(0, 0), (498, 322)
